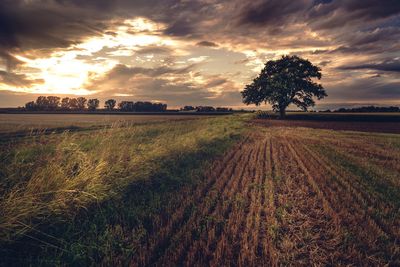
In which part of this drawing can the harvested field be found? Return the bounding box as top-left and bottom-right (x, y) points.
(253, 118), (400, 134)
(0, 114), (215, 134)
(127, 126), (400, 266)
(1, 116), (399, 266)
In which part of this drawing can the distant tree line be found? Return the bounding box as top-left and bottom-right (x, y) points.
(181, 106), (233, 112)
(24, 96), (167, 112)
(23, 96), (234, 113)
(118, 101), (167, 112)
(324, 106), (400, 113)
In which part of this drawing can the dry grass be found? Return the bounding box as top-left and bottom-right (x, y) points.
(0, 116), (244, 247)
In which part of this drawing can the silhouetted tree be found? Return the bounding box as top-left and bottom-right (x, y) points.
(241, 55), (326, 119)
(105, 99), (116, 110)
(87, 99), (99, 111)
(334, 106), (400, 113)
(118, 101), (167, 112)
(61, 97), (70, 110)
(118, 101), (134, 111)
(31, 96), (60, 110)
(25, 101), (36, 110)
(77, 97), (87, 110)
(195, 106), (215, 112)
(182, 106), (195, 111)
(35, 96), (49, 110)
(69, 98), (78, 109)
(47, 96), (60, 110)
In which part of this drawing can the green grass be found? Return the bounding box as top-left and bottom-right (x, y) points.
(0, 115), (247, 265)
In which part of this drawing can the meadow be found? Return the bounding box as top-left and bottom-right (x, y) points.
(0, 113), (399, 266)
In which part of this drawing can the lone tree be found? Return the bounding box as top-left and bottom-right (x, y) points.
(241, 55), (326, 118)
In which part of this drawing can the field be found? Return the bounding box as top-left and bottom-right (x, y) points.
(0, 114), (399, 265)
(254, 119), (400, 134)
(268, 112), (400, 122)
(0, 114), (215, 134)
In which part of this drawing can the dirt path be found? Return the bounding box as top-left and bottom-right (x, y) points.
(129, 127), (400, 266)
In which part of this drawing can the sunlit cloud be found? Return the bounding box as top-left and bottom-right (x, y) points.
(1, 18), (180, 95)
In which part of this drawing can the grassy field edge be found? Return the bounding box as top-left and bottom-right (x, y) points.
(0, 115), (248, 265)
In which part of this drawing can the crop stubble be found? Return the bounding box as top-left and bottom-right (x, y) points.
(129, 127), (399, 266)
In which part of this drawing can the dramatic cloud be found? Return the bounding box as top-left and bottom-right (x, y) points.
(339, 59), (400, 73)
(0, 71), (44, 87)
(0, 0), (399, 108)
(196, 41), (218, 47)
(238, 0), (311, 27)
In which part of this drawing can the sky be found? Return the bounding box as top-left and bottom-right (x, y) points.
(0, 0), (399, 109)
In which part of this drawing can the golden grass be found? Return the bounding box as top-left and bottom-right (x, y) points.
(0, 115), (245, 243)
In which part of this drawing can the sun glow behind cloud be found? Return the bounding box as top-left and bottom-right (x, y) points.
(0, 18), (174, 95)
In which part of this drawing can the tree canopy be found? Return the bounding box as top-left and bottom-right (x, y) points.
(105, 99), (116, 110)
(241, 55), (327, 118)
(87, 99), (99, 110)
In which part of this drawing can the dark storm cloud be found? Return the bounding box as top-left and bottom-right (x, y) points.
(308, 0), (400, 30)
(238, 0), (311, 26)
(309, 27), (400, 55)
(2, 0), (397, 56)
(0, 0), (217, 59)
(321, 27), (400, 55)
(0, 0), (198, 56)
(339, 59), (400, 73)
(164, 21), (195, 37)
(0, 0), (111, 52)
(349, 27), (400, 46)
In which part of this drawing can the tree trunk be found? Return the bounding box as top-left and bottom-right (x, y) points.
(279, 108), (286, 119)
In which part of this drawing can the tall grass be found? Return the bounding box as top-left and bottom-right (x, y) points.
(0, 115), (245, 257)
